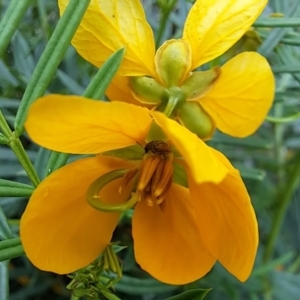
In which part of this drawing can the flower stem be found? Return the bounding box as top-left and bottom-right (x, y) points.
(155, 0), (177, 47)
(0, 111), (12, 138)
(0, 111), (40, 187)
(263, 149), (300, 262)
(9, 134), (40, 187)
(163, 89), (185, 117)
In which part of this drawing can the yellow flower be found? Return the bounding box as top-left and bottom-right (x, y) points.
(58, 0), (275, 139)
(21, 95), (258, 284)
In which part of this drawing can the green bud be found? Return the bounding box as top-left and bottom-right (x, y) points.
(155, 39), (191, 87)
(181, 67), (220, 100)
(129, 76), (166, 105)
(177, 101), (215, 140)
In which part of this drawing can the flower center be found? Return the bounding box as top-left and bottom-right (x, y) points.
(87, 141), (174, 212)
(136, 140), (173, 206)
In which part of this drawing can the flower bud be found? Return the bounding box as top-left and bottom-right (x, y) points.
(181, 68), (220, 100)
(155, 39), (191, 87)
(130, 76), (166, 105)
(177, 101), (215, 140)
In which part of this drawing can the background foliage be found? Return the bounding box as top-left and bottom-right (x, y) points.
(1, 0), (300, 299)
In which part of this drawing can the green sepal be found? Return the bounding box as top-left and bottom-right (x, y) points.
(177, 101), (215, 140)
(130, 76), (167, 104)
(181, 68), (220, 100)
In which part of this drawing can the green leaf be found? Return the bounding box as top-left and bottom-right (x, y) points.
(164, 289), (211, 300)
(0, 61), (19, 86)
(0, 205), (12, 239)
(252, 251), (294, 276)
(45, 151), (69, 176)
(257, 3), (300, 57)
(14, 0), (92, 134)
(56, 69), (85, 95)
(237, 167), (266, 181)
(210, 133), (273, 149)
(100, 290), (121, 300)
(0, 238), (24, 261)
(0, 261), (9, 300)
(0, 0), (33, 58)
(11, 31), (35, 81)
(272, 65), (300, 74)
(83, 47), (126, 100)
(115, 276), (177, 295)
(0, 179), (34, 197)
(255, 17), (300, 27)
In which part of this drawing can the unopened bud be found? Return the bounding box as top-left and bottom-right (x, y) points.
(155, 39), (191, 87)
(130, 76), (166, 105)
(181, 68), (220, 100)
(177, 101), (215, 140)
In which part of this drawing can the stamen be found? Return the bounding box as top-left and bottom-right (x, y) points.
(118, 166), (139, 194)
(150, 159), (165, 191)
(136, 140), (174, 207)
(153, 155), (173, 196)
(137, 155), (161, 190)
(155, 176), (173, 204)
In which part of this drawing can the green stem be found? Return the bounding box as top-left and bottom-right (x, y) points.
(266, 112), (300, 124)
(163, 89), (185, 117)
(0, 111), (40, 187)
(0, 0), (33, 58)
(0, 111), (12, 138)
(263, 150), (300, 262)
(9, 133), (40, 187)
(155, 0), (177, 47)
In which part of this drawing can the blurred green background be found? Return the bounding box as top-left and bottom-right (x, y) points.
(1, 0), (300, 299)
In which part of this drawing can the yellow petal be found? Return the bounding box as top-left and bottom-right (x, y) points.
(188, 150), (258, 281)
(25, 95), (152, 154)
(151, 111), (229, 183)
(132, 183), (215, 284)
(58, 0), (156, 76)
(199, 52), (275, 137)
(183, 0), (267, 68)
(20, 156), (134, 274)
(106, 75), (142, 105)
